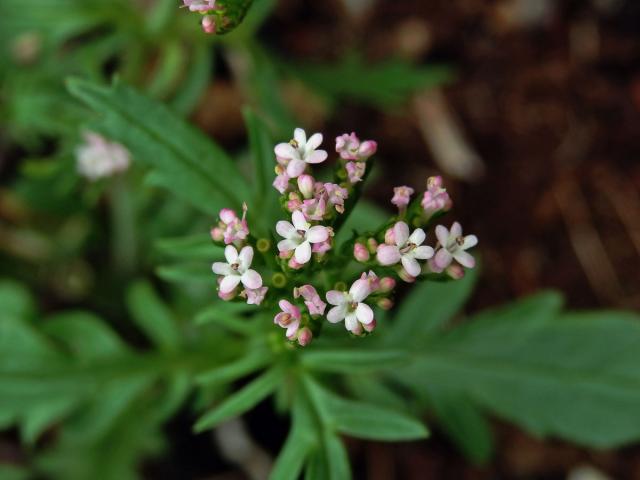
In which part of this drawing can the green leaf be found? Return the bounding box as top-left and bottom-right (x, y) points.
(321, 432), (351, 480)
(399, 307), (640, 448)
(156, 262), (213, 285)
(301, 349), (409, 374)
(155, 233), (224, 261)
(387, 266), (478, 346)
(426, 387), (494, 464)
(197, 349), (270, 386)
(67, 78), (250, 214)
(126, 281), (180, 351)
(194, 367), (283, 432)
(170, 44), (213, 115)
(193, 302), (256, 334)
(0, 463), (29, 480)
(0, 279), (36, 319)
(20, 396), (80, 445)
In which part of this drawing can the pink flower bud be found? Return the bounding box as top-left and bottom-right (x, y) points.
(288, 257), (304, 270)
(218, 288), (236, 301)
(353, 243), (370, 262)
(286, 198), (303, 212)
(391, 186), (414, 209)
(358, 140), (377, 158)
(210, 226), (224, 242)
(379, 277), (396, 293)
(201, 15), (216, 34)
(422, 176), (452, 215)
(384, 228), (396, 245)
(398, 268), (416, 283)
(297, 174), (315, 199)
(366, 237), (378, 253)
(377, 298), (393, 310)
(297, 327), (313, 346)
(446, 264), (465, 280)
(363, 318), (377, 333)
(273, 173), (290, 194)
(219, 208), (236, 225)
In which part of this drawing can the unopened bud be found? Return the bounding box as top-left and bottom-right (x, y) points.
(201, 15), (216, 34)
(219, 208), (236, 224)
(353, 243), (370, 262)
(379, 277), (396, 293)
(446, 264), (465, 280)
(288, 257), (304, 270)
(359, 140), (377, 158)
(366, 237), (378, 253)
(297, 327), (313, 346)
(364, 319), (377, 333)
(377, 298), (393, 310)
(210, 226), (224, 242)
(398, 268), (416, 283)
(384, 228), (395, 245)
(297, 174), (315, 199)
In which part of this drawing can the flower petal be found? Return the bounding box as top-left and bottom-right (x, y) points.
(450, 222), (462, 238)
(238, 246), (254, 269)
(305, 150), (328, 164)
(356, 303), (374, 325)
(294, 241), (312, 264)
(276, 220), (295, 239)
(327, 305), (347, 323)
(224, 245), (238, 264)
(292, 210), (309, 231)
(305, 132), (323, 151)
(241, 269), (262, 289)
(345, 312), (359, 333)
(433, 248), (452, 270)
(212, 262), (233, 275)
(219, 274), (241, 293)
(306, 226), (328, 243)
(286, 319), (300, 339)
(294, 128), (307, 147)
(435, 225), (449, 246)
(286, 159), (307, 178)
(377, 245), (401, 265)
(278, 238), (299, 252)
(401, 255), (421, 277)
(408, 228), (426, 246)
(414, 245), (435, 260)
(453, 250), (476, 268)
(349, 278), (371, 303)
(274, 143), (297, 160)
(462, 235), (478, 250)
(326, 290), (346, 305)
(393, 221), (410, 247)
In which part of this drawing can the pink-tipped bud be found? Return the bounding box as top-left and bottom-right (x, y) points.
(377, 298), (393, 310)
(286, 199), (303, 212)
(288, 257), (304, 270)
(391, 186), (414, 209)
(219, 208), (236, 224)
(359, 140), (377, 158)
(297, 327), (313, 346)
(354, 243), (370, 262)
(218, 289), (236, 301)
(201, 15), (216, 34)
(398, 268), (416, 283)
(364, 319), (377, 333)
(379, 277), (396, 293)
(210, 226), (224, 242)
(384, 228), (396, 245)
(366, 237), (378, 253)
(446, 264), (465, 280)
(297, 174), (315, 199)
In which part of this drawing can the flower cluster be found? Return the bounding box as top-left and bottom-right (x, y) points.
(181, 0), (219, 34)
(209, 127), (477, 347)
(76, 131), (130, 181)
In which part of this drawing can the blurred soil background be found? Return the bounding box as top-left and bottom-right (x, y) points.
(184, 0), (640, 478)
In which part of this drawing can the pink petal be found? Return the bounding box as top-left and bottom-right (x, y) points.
(224, 245), (238, 264)
(376, 245), (401, 266)
(241, 269), (262, 289)
(219, 274), (241, 293)
(435, 225), (449, 246)
(326, 290), (345, 305)
(356, 303), (373, 325)
(305, 150), (328, 164)
(276, 220), (296, 239)
(401, 256), (421, 277)
(286, 159), (307, 178)
(349, 278), (371, 303)
(433, 248), (453, 270)
(277, 239), (298, 253)
(306, 226), (328, 243)
(294, 241), (312, 264)
(393, 222), (410, 247)
(292, 210), (308, 231)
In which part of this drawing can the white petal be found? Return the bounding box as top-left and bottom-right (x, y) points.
(349, 278), (370, 303)
(274, 143), (297, 160)
(276, 220), (296, 239)
(306, 226), (328, 243)
(453, 250), (475, 268)
(219, 274), (241, 293)
(376, 245), (401, 265)
(409, 228), (426, 246)
(292, 210), (309, 231)
(413, 245), (435, 260)
(305, 132), (323, 151)
(305, 150), (327, 164)
(462, 235), (478, 250)
(238, 246), (254, 270)
(401, 255), (421, 277)
(294, 241), (312, 264)
(294, 128), (307, 147)
(241, 269), (262, 289)
(326, 290), (346, 305)
(450, 222), (462, 238)
(355, 303), (374, 325)
(433, 248), (452, 270)
(224, 245), (238, 264)
(327, 305), (347, 323)
(212, 262), (233, 275)
(345, 313), (359, 332)
(278, 238), (299, 252)
(286, 159), (307, 178)
(435, 225), (449, 246)
(394, 222), (410, 247)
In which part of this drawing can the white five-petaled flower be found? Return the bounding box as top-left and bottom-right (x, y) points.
(274, 128), (328, 178)
(276, 210), (330, 264)
(326, 279), (374, 334)
(376, 221), (434, 277)
(212, 245), (262, 294)
(431, 222), (478, 271)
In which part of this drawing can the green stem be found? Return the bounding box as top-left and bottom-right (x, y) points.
(108, 175), (137, 277)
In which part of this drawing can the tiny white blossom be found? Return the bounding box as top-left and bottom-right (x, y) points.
(377, 221), (434, 277)
(76, 132), (130, 181)
(432, 222), (478, 271)
(274, 128), (328, 178)
(212, 245), (262, 294)
(276, 210), (330, 264)
(326, 279), (374, 334)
